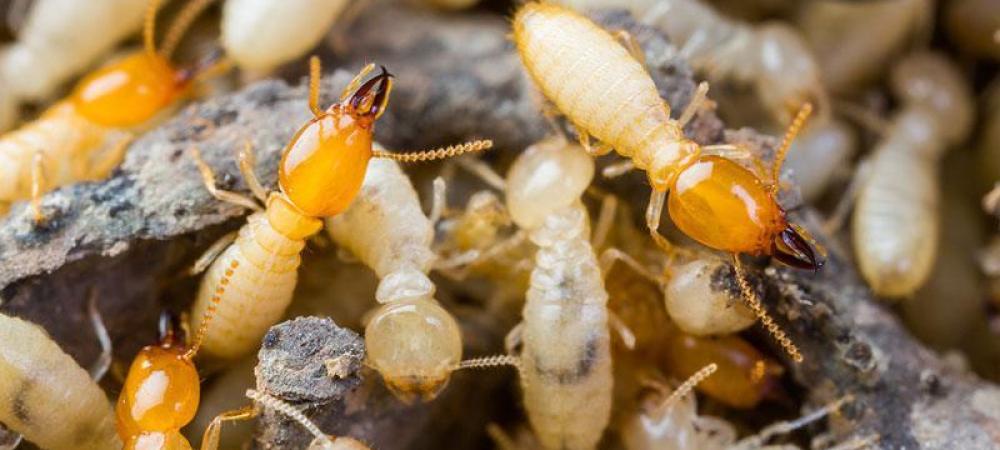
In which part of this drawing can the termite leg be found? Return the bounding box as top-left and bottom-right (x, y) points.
(87, 289), (112, 382)
(504, 322), (524, 355)
(190, 146), (263, 212)
(578, 128), (613, 156)
(735, 395), (853, 449)
(88, 133), (134, 178)
(611, 30), (646, 65)
(598, 248), (661, 285)
(677, 81), (709, 128)
(591, 191), (618, 250)
(436, 230), (527, 278)
(30, 149), (46, 224)
(602, 160), (635, 179)
(338, 63), (377, 101)
(200, 405), (257, 450)
(186, 231), (238, 276)
(823, 158), (872, 234)
(456, 157), (506, 191)
(429, 177), (447, 225)
(237, 140), (269, 202)
(644, 189), (676, 255)
(608, 312), (636, 350)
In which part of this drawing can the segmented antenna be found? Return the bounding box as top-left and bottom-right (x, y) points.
(309, 56), (324, 117)
(161, 0), (216, 58)
(732, 255), (803, 363)
(455, 354), (522, 371)
(771, 102), (813, 189)
(245, 389), (333, 447)
(656, 363), (717, 411)
(144, 0), (163, 57)
(373, 140), (494, 163)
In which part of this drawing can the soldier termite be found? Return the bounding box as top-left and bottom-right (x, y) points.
(221, 0), (350, 75)
(188, 56), (492, 361)
(0, 312), (119, 450)
(0, 0), (221, 223)
(852, 52), (973, 298)
(513, 2), (821, 362)
(326, 156), (463, 402)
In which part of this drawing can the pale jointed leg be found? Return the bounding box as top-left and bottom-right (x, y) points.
(190, 146), (263, 212)
(237, 140), (269, 202)
(611, 30), (646, 65)
(644, 189), (676, 255)
(200, 406), (257, 450)
(87, 289), (112, 382)
(186, 231), (238, 276)
(602, 160), (635, 179)
(599, 247), (661, 285)
(678, 81), (709, 128)
(30, 149), (46, 224)
(590, 191), (618, 251)
(608, 312), (636, 350)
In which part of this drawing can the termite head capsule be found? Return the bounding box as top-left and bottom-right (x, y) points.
(72, 52), (187, 127)
(365, 297), (462, 403)
(505, 137), (593, 229)
(116, 314), (200, 448)
(279, 67), (393, 218)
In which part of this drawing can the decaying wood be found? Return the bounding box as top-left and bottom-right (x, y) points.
(0, 3), (998, 449)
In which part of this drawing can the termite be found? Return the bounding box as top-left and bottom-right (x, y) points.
(0, 312), (119, 450)
(664, 333), (783, 409)
(852, 52), (973, 298)
(188, 56), (492, 361)
(513, 2), (821, 362)
(326, 156), (462, 402)
(221, 0), (350, 75)
(0, 0), (219, 223)
(0, 0), (149, 106)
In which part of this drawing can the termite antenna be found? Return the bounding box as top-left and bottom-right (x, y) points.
(144, 0), (164, 58)
(734, 394), (854, 449)
(373, 139), (494, 163)
(161, 0), (216, 58)
(732, 255), (804, 363)
(453, 354), (523, 378)
(771, 102), (813, 190)
(245, 389), (333, 446)
(656, 363), (717, 411)
(309, 56), (324, 117)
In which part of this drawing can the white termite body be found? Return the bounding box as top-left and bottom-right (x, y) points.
(853, 52), (973, 298)
(0, 0), (147, 102)
(326, 157), (463, 402)
(0, 313), (120, 450)
(664, 258), (755, 336)
(190, 196), (322, 359)
(504, 138), (613, 450)
(222, 0), (349, 73)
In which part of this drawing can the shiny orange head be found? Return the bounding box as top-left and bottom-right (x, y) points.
(71, 0), (217, 127)
(116, 313), (200, 446)
(278, 65), (393, 218)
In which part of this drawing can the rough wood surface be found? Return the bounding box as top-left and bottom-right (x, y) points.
(0, 3), (998, 449)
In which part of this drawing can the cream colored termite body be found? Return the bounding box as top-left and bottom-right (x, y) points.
(191, 196), (322, 360)
(0, 102), (129, 213)
(0, 0), (147, 103)
(0, 314), (120, 450)
(222, 0), (349, 73)
(326, 157), (463, 402)
(853, 52), (973, 298)
(664, 257), (755, 336)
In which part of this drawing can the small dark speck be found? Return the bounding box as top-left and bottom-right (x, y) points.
(844, 341), (874, 370)
(173, 206), (188, 217)
(219, 173), (237, 189)
(921, 370), (945, 397)
(263, 329), (280, 348)
(169, 149), (184, 163)
(835, 330), (852, 345)
(108, 202), (132, 218)
(212, 109), (239, 127)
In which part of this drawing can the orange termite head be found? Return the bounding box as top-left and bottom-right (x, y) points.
(278, 65), (394, 218)
(771, 222), (823, 271)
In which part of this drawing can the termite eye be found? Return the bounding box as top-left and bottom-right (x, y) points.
(772, 225), (823, 270)
(347, 66), (393, 120)
(72, 53), (180, 127)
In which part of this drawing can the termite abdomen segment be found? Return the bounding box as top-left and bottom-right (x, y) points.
(365, 298), (463, 403)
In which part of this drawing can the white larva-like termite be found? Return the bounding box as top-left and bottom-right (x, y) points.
(0, 313), (120, 450)
(0, 0), (148, 103)
(853, 52), (974, 298)
(326, 156), (463, 403)
(221, 0), (349, 74)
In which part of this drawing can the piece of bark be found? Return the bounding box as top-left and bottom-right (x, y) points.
(0, 3), (997, 450)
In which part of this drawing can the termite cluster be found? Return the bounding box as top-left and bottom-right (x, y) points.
(0, 0), (996, 449)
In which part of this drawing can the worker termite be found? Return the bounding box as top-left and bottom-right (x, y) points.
(513, 2), (821, 362)
(0, 0), (220, 223)
(0, 312), (120, 450)
(188, 56), (492, 360)
(326, 156), (462, 402)
(0, 0), (149, 108)
(221, 0), (350, 75)
(852, 52), (973, 298)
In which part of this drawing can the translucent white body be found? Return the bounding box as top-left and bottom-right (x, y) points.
(0, 314), (120, 450)
(0, 102), (128, 210)
(665, 258), (755, 336)
(784, 119), (856, 201)
(192, 205), (314, 359)
(521, 205), (612, 450)
(222, 0), (349, 72)
(0, 0), (147, 101)
(327, 158), (461, 402)
(621, 391), (736, 450)
(506, 137), (595, 230)
(853, 53), (972, 298)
